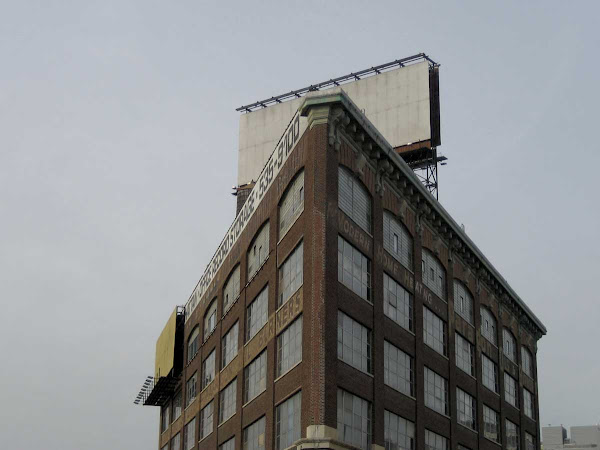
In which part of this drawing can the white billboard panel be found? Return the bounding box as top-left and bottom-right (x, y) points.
(238, 61), (433, 185)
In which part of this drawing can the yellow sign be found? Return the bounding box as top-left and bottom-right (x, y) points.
(155, 308), (178, 380)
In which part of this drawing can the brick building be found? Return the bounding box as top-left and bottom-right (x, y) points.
(136, 89), (546, 450)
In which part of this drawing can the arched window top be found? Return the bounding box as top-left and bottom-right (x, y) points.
(421, 248), (445, 300)
(279, 169), (305, 238)
(521, 346), (533, 377)
(503, 328), (517, 363)
(204, 299), (217, 341)
(453, 279), (474, 325)
(248, 221), (270, 280)
(187, 326), (200, 364)
(338, 165), (372, 234)
(383, 210), (413, 270)
(480, 306), (497, 346)
(223, 264), (241, 316)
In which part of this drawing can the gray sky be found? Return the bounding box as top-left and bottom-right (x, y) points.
(1, 1), (598, 448)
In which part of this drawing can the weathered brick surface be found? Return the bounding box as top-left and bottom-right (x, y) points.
(154, 107), (542, 450)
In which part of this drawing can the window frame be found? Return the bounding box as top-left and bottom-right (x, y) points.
(503, 328), (517, 363)
(421, 248), (446, 300)
(219, 379), (237, 424)
(481, 307), (498, 346)
(424, 366), (449, 416)
(453, 279), (474, 325)
(337, 310), (372, 374)
(482, 353), (499, 394)
(279, 169), (305, 238)
(455, 333), (475, 377)
(383, 210), (413, 271)
(246, 285), (269, 342)
(223, 265), (241, 316)
(423, 306), (447, 357)
(202, 349), (216, 390)
(248, 221), (270, 280)
(244, 350), (267, 404)
(337, 235), (371, 302)
(278, 241), (303, 308)
(338, 165), (372, 234)
(383, 272), (413, 332)
(337, 388), (372, 449)
(204, 300), (217, 342)
(384, 340), (414, 397)
(276, 315), (303, 378)
(275, 391), (302, 450)
(221, 321), (239, 369)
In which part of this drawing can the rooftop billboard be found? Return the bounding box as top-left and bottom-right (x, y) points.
(238, 59), (440, 186)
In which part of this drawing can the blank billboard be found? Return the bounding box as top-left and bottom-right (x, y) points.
(238, 60), (439, 186)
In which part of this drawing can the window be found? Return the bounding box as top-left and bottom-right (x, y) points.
(220, 437), (235, 450)
(277, 315), (302, 377)
(454, 280), (473, 324)
(506, 419), (520, 450)
(161, 403), (170, 433)
(483, 405), (500, 443)
(187, 327), (200, 364)
(421, 249), (445, 300)
(337, 389), (371, 449)
(223, 265), (241, 315)
(222, 322), (239, 369)
(523, 388), (534, 419)
(184, 417), (196, 450)
(186, 372), (197, 407)
(424, 367), (449, 416)
(338, 235), (371, 301)
(161, 444), (168, 450)
(338, 165), (372, 233)
(383, 273), (413, 331)
(248, 222), (270, 279)
(276, 391), (302, 450)
(384, 410), (415, 450)
(246, 286), (268, 342)
(525, 432), (536, 450)
(171, 433), (181, 450)
(204, 300), (217, 341)
(337, 310), (371, 374)
(504, 372), (519, 408)
(172, 390), (182, 421)
(219, 379), (237, 424)
(522, 347), (533, 378)
(243, 416), (266, 450)
(202, 350), (216, 389)
(481, 307), (497, 346)
(503, 328), (517, 363)
(279, 241), (303, 307)
(423, 307), (447, 356)
(279, 170), (304, 237)
(199, 401), (213, 440)
(455, 333), (475, 376)
(482, 354), (499, 393)
(457, 388), (477, 431)
(384, 341), (413, 397)
(244, 350), (267, 404)
(383, 211), (413, 270)
(425, 430), (448, 450)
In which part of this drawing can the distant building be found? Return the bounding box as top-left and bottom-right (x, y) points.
(134, 56), (547, 450)
(543, 425), (600, 449)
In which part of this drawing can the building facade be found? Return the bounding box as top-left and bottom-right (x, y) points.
(543, 425), (600, 449)
(139, 91), (546, 450)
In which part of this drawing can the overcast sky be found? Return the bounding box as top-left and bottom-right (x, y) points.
(1, 1), (599, 448)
